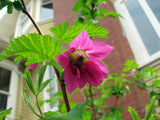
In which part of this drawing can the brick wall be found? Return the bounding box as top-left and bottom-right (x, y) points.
(53, 0), (149, 119)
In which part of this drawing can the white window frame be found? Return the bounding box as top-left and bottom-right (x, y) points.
(15, 1), (33, 37)
(43, 65), (58, 112)
(35, 0), (53, 23)
(0, 60), (19, 120)
(113, 0), (160, 67)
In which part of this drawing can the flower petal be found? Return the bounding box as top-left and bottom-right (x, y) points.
(94, 61), (108, 79)
(27, 63), (38, 69)
(80, 61), (103, 86)
(70, 30), (93, 50)
(56, 48), (75, 68)
(86, 42), (114, 61)
(63, 65), (80, 93)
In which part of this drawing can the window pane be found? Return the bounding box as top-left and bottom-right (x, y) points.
(41, 2), (53, 20)
(0, 67), (11, 92)
(146, 0), (160, 23)
(0, 94), (7, 111)
(125, 0), (160, 55)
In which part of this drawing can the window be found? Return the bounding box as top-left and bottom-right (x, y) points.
(0, 67), (11, 111)
(41, 0), (53, 20)
(113, 0), (160, 67)
(15, 1), (33, 37)
(0, 60), (19, 120)
(43, 65), (58, 112)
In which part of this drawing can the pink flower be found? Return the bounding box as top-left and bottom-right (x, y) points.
(27, 63), (38, 69)
(130, 69), (137, 77)
(98, 112), (102, 116)
(56, 30), (114, 93)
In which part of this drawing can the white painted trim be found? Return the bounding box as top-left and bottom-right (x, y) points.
(38, 18), (54, 25)
(6, 70), (19, 120)
(0, 60), (15, 70)
(35, 0), (41, 21)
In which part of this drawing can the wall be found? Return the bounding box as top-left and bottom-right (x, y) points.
(53, 0), (149, 119)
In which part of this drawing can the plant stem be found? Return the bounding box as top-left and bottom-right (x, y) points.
(89, 85), (97, 120)
(114, 96), (119, 108)
(21, 0), (43, 35)
(54, 67), (71, 112)
(20, 0), (71, 113)
(36, 96), (44, 119)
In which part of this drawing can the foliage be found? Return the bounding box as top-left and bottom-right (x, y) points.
(44, 103), (90, 120)
(0, 108), (12, 120)
(72, 0), (121, 23)
(0, 0), (22, 14)
(50, 22), (109, 43)
(128, 96), (157, 120)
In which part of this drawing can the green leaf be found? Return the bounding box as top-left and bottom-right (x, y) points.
(64, 102), (87, 120)
(122, 60), (138, 72)
(106, 11), (122, 18)
(128, 106), (140, 120)
(44, 103), (87, 120)
(0, 108), (12, 120)
(75, 17), (85, 23)
(38, 78), (53, 95)
(82, 110), (91, 120)
(144, 96), (156, 120)
(61, 23), (109, 43)
(7, 4), (13, 14)
(13, 1), (22, 11)
(36, 64), (47, 93)
(23, 68), (36, 95)
(50, 22), (70, 40)
(22, 89), (41, 118)
(72, 0), (83, 12)
(0, 33), (62, 65)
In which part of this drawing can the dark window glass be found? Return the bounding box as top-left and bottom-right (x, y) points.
(0, 94), (7, 111)
(0, 67), (11, 92)
(125, 0), (160, 55)
(146, 0), (160, 23)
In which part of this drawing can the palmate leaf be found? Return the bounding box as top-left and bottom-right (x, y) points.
(44, 103), (88, 120)
(50, 22), (109, 44)
(0, 33), (62, 66)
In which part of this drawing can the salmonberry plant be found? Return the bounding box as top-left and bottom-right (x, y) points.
(0, 0), (160, 120)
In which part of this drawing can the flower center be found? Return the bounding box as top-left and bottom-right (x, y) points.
(70, 49), (87, 67)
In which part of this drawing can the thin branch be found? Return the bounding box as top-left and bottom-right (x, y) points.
(20, 0), (43, 35)
(36, 96), (44, 119)
(54, 67), (71, 112)
(20, 0), (71, 113)
(114, 96), (119, 108)
(89, 85), (97, 120)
